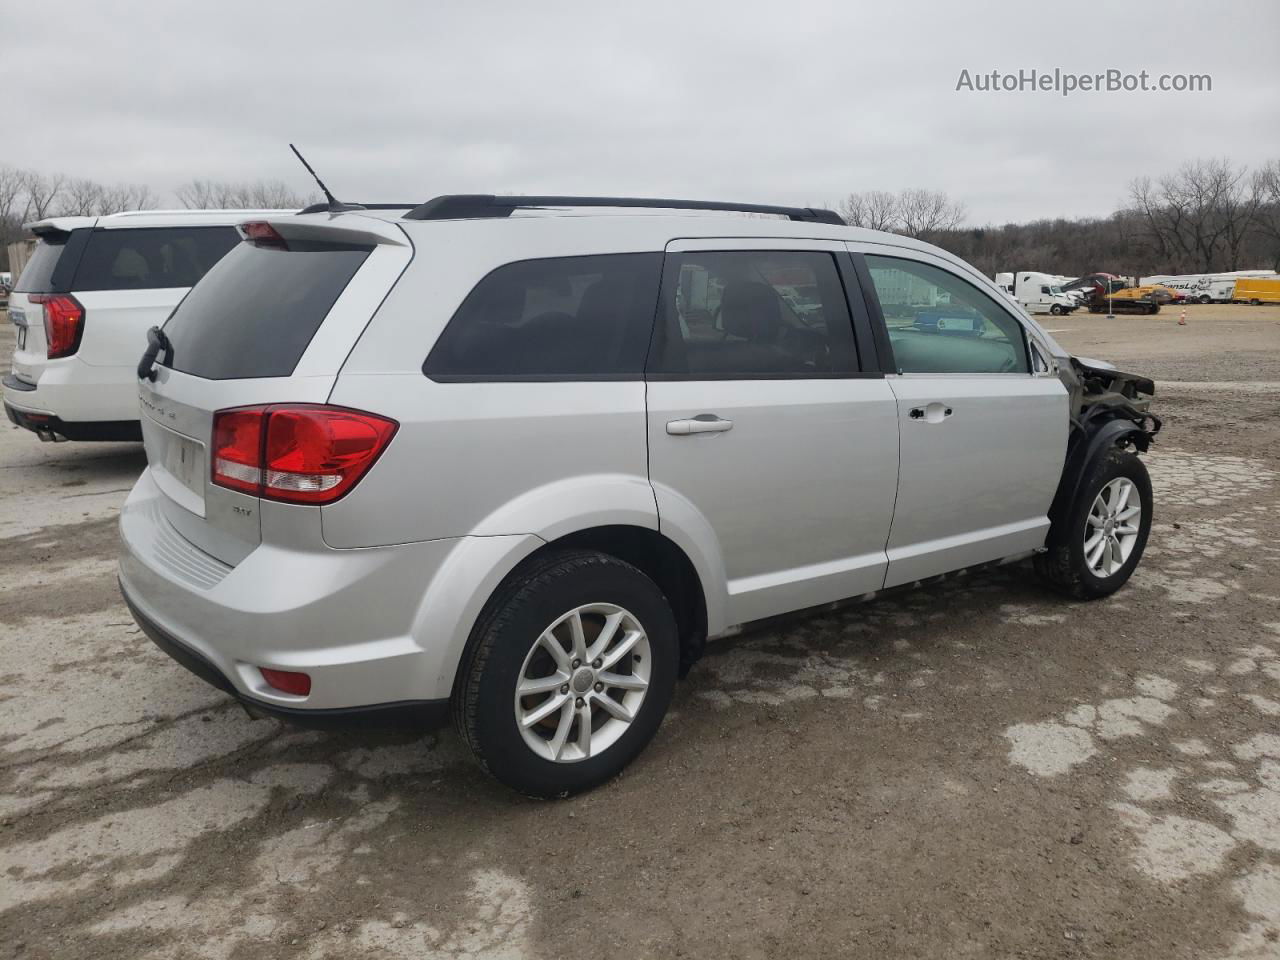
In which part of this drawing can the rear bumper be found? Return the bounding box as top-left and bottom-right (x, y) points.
(3, 356), (143, 429)
(121, 581), (449, 728)
(118, 469), (541, 711)
(5, 390), (142, 441)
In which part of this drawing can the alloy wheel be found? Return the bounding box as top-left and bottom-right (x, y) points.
(514, 603), (651, 763)
(1084, 477), (1142, 577)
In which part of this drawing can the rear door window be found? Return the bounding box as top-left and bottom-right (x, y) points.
(424, 253), (662, 380)
(71, 227), (239, 291)
(649, 250), (858, 377)
(161, 239), (371, 380)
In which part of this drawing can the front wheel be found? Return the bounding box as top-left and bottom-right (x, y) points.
(1035, 447), (1153, 600)
(1050, 304), (1063, 316)
(454, 549), (678, 797)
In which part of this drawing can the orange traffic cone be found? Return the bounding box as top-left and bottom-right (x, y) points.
(1179, 306), (1186, 326)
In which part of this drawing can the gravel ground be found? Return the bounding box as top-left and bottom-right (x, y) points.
(2, 305), (1279, 959)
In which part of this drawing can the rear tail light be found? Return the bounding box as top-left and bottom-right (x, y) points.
(259, 668), (311, 697)
(31, 294), (85, 359)
(211, 405), (397, 505)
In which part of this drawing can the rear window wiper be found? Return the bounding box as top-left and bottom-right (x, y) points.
(137, 326), (174, 382)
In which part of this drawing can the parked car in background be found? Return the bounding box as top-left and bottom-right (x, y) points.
(118, 195), (1160, 797)
(3, 209), (292, 441)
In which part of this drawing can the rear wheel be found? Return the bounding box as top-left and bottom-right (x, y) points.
(454, 549), (678, 797)
(1035, 447), (1152, 600)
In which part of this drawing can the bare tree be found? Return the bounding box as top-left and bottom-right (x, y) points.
(0, 165), (25, 224)
(1247, 160), (1280, 272)
(0, 166), (27, 270)
(63, 177), (106, 216)
(840, 190), (899, 231)
(22, 171), (66, 220)
(1128, 159), (1260, 273)
(895, 188), (967, 239)
(98, 182), (160, 214)
(176, 178), (308, 210)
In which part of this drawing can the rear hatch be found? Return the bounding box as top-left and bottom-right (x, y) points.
(139, 215), (412, 565)
(7, 221), (93, 384)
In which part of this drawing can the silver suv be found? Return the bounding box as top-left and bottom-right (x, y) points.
(118, 195), (1160, 797)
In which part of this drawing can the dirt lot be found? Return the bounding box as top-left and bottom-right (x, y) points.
(2, 304), (1279, 959)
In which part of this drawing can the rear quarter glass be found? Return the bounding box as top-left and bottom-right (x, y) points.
(160, 239), (372, 380)
(13, 230), (91, 294)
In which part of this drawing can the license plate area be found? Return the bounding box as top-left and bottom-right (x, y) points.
(142, 417), (207, 517)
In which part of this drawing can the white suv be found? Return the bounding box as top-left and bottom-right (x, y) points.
(4, 209), (290, 441)
(118, 196), (1160, 797)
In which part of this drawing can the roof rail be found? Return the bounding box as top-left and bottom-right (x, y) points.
(297, 202), (420, 215)
(401, 195), (845, 225)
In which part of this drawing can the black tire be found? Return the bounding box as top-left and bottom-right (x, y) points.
(1050, 304), (1063, 316)
(453, 549), (678, 798)
(1035, 447), (1153, 600)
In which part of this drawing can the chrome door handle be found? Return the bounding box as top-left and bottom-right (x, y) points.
(908, 404), (953, 423)
(666, 415), (734, 436)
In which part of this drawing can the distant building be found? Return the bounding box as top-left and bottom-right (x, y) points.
(6, 238), (36, 282)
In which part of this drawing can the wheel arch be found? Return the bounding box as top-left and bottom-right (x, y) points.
(520, 525), (710, 676)
(446, 524), (714, 707)
(1048, 416), (1155, 531)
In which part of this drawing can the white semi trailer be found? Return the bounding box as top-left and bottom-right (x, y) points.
(1143, 271), (1279, 303)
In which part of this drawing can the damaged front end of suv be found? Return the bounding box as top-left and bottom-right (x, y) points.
(1061, 356), (1162, 451)
(1029, 352), (1162, 598)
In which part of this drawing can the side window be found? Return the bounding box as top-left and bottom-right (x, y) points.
(424, 253), (662, 379)
(651, 250), (856, 377)
(864, 255), (1029, 374)
(71, 227), (240, 291)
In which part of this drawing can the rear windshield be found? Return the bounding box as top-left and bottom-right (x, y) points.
(14, 234), (72, 293)
(161, 239), (372, 380)
(71, 227), (239, 291)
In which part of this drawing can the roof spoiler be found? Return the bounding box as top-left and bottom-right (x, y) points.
(402, 195), (846, 225)
(27, 222), (74, 238)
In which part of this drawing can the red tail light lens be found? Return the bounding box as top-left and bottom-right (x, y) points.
(259, 668), (311, 696)
(32, 294), (85, 359)
(210, 405), (397, 504)
(211, 409), (265, 497)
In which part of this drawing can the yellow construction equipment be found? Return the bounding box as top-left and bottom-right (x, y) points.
(1086, 283), (1174, 315)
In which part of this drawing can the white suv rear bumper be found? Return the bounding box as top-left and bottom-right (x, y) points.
(4, 358), (142, 439)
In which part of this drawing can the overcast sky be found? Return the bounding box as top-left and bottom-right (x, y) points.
(4, 0), (1277, 224)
